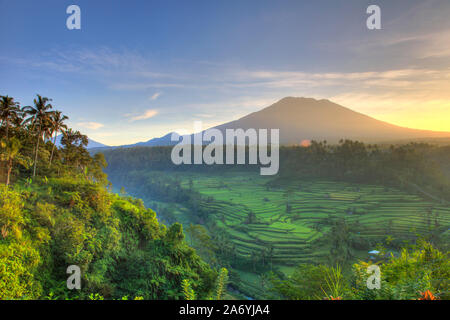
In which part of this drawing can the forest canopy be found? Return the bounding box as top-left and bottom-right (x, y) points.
(0, 94), (216, 299)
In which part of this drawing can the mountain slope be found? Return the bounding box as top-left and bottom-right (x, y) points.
(119, 132), (180, 148)
(89, 133), (182, 154)
(95, 97), (450, 149)
(211, 97), (450, 144)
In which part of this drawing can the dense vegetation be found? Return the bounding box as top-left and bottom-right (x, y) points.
(1, 93), (448, 300)
(100, 140), (450, 202)
(101, 139), (450, 299)
(0, 94), (217, 299)
(270, 239), (449, 300)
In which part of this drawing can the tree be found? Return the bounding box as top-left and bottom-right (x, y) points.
(329, 217), (352, 266)
(0, 95), (21, 141)
(215, 268), (228, 300)
(23, 95), (54, 177)
(166, 223), (185, 245)
(283, 188), (294, 213)
(88, 153), (108, 185)
(270, 264), (348, 300)
(61, 128), (89, 169)
(48, 111), (68, 167)
(186, 223), (216, 263)
(245, 211), (257, 224)
(0, 184), (25, 239)
(270, 264), (328, 299)
(0, 137), (30, 185)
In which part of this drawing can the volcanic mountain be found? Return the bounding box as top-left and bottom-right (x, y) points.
(92, 97), (450, 149)
(211, 97), (450, 145)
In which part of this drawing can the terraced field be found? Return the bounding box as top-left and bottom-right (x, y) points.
(145, 171), (450, 297)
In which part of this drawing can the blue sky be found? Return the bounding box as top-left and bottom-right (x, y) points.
(1, 0), (450, 145)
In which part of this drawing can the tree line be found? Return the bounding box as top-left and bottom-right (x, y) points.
(1, 94), (106, 186)
(101, 139), (450, 202)
(1, 93), (231, 300)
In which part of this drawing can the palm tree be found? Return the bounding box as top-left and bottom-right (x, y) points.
(23, 95), (54, 177)
(0, 137), (30, 185)
(48, 111), (68, 167)
(61, 128), (88, 149)
(0, 95), (21, 141)
(61, 128), (88, 167)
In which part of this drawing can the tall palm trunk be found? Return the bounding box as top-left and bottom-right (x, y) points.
(5, 118), (9, 141)
(33, 126), (41, 177)
(6, 158), (12, 186)
(49, 132), (57, 167)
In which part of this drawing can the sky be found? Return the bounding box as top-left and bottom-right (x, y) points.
(1, 0), (450, 145)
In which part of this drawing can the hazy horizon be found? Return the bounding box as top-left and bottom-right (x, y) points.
(91, 96), (450, 148)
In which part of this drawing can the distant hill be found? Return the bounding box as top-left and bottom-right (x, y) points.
(54, 134), (109, 149)
(93, 97), (450, 150)
(211, 97), (450, 145)
(88, 132), (182, 154)
(119, 132), (180, 148)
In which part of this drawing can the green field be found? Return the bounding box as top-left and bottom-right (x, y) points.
(141, 171), (450, 298)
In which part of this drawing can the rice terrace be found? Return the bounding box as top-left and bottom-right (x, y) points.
(106, 166), (450, 298)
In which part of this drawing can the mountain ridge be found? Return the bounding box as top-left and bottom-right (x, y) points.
(212, 97), (450, 144)
(92, 97), (450, 149)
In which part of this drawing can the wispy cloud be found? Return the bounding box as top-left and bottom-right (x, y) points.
(4, 44), (450, 140)
(150, 92), (161, 100)
(77, 122), (104, 130)
(417, 30), (450, 58)
(111, 83), (185, 90)
(221, 67), (450, 98)
(128, 109), (159, 121)
(362, 28), (450, 60)
(7, 45), (448, 93)
(1, 48), (176, 81)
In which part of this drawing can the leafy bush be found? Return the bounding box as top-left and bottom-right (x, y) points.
(0, 177), (216, 299)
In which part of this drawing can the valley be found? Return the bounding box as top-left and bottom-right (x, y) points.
(109, 170), (450, 298)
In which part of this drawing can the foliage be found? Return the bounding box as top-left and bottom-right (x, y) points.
(2, 93), (449, 300)
(182, 279), (196, 300)
(270, 242), (448, 300)
(269, 264), (347, 300)
(350, 241), (449, 300)
(0, 242), (42, 299)
(321, 265), (347, 299)
(0, 94), (216, 300)
(214, 267), (229, 300)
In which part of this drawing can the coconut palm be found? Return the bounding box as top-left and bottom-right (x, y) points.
(48, 111), (68, 167)
(61, 128), (89, 168)
(0, 137), (31, 185)
(61, 128), (88, 149)
(22, 95), (54, 177)
(0, 95), (21, 140)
